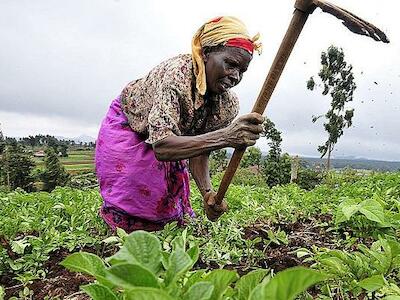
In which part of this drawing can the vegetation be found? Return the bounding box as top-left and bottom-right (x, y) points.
(307, 45), (356, 170)
(261, 118), (291, 187)
(210, 149), (228, 175)
(0, 142), (35, 192)
(62, 230), (326, 300)
(40, 148), (70, 191)
(240, 147), (262, 169)
(1, 172), (400, 299)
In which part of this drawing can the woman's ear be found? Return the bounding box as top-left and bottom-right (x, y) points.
(202, 47), (210, 63)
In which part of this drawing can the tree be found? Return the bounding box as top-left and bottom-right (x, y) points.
(209, 149), (227, 175)
(261, 118), (291, 187)
(307, 45), (356, 170)
(41, 147), (69, 191)
(240, 146), (262, 169)
(0, 125), (5, 155)
(58, 143), (68, 157)
(0, 142), (35, 191)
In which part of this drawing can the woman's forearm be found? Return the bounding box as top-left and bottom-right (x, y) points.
(153, 129), (228, 161)
(189, 154), (212, 197)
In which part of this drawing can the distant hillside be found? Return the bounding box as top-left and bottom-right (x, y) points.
(225, 148), (400, 171)
(300, 157), (400, 171)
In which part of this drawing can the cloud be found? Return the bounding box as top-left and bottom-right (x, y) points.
(0, 0), (399, 160)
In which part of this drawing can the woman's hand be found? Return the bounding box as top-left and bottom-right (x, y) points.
(223, 112), (264, 148)
(203, 191), (228, 221)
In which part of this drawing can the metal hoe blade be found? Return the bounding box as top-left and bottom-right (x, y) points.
(313, 0), (389, 43)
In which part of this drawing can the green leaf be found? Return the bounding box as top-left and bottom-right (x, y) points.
(235, 269), (268, 300)
(81, 284), (118, 300)
(250, 267), (327, 300)
(335, 198), (359, 223)
(187, 244), (200, 266)
(319, 256), (349, 276)
(123, 287), (174, 300)
(11, 239), (29, 255)
(105, 263), (159, 289)
(358, 274), (385, 292)
(359, 199), (386, 224)
(61, 252), (106, 278)
(342, 204), (360, 220)
(384, 297), (400, 300)
(204, 269), (238, 300)
(183, 282), (214, 300)
(183, 270), (207, 292)
(165, 249), (193, 286)
(108, 231), (161, 273)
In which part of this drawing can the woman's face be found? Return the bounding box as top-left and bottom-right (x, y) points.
(203, 46), (252, 95)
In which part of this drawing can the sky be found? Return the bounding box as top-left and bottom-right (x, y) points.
(0, 0), (399, 161)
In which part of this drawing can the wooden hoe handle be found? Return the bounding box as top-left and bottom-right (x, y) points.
(215, 0), (315, 204)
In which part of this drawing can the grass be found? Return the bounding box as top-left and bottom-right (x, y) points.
(34, 149), (95, 172)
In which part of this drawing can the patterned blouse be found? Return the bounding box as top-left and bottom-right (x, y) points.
(120, 54), (239, 144)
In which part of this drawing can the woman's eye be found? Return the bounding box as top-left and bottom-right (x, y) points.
(226, 61), (236, 68)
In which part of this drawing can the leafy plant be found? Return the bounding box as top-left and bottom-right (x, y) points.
(298, 238), (400, 298)
(62, 230), (327, 300)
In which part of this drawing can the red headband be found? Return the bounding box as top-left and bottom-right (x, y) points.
(225, 38), (254, 54)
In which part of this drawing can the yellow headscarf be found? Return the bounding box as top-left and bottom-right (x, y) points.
(192, 16), (262, 95)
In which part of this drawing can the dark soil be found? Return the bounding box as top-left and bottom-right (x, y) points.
(195, 214), (337, 275)
(244, 215), (336, 271)
(2, 216), (336, 299)
(2, 249), (93, 300)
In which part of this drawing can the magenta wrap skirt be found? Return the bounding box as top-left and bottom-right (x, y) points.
(95, 97), (194, 232)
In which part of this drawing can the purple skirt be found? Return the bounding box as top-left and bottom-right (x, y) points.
(95, 97), (194, 231)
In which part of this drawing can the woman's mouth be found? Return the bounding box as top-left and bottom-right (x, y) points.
(219, 81), (232, 91)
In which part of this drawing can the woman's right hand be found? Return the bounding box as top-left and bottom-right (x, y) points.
(223, 112), (264, 148)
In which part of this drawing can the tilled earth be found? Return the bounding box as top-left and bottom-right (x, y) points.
(2, 215), (338, 299)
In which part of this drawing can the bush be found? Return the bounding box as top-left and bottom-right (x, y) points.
(297, 168), (323, 190)
(261, 153), (291, 188)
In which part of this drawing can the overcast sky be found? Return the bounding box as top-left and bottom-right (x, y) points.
(1, 0), (399, 161)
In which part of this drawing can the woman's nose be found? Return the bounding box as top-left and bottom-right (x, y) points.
(230, 69), (240, 84)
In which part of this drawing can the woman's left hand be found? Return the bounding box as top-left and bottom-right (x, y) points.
(203, 191), (228, 221)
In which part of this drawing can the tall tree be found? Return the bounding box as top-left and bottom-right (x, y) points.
(240, 146), (262, 169)
(0, 142), (35, 191)
(261, 118), (291, 187)
(41, 147), (69, 191)
(307, 45), (356, 170)
(0, 124), (5, 155)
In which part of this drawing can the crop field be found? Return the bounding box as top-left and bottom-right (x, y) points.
(1, 171), (400, 299)
(35, 150), (95, 173)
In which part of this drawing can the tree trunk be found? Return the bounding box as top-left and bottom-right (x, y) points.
(326, 142), (332, 171)
(290, 155), (299, 183)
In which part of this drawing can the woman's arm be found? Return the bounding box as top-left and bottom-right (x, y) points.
(189, 153), (228, 221)
(153, 112), (264, 161)
(189, 154), (212, 197)
(153, 129), (227, 161)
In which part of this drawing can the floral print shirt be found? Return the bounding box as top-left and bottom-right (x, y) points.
(120, 54), (239, 144)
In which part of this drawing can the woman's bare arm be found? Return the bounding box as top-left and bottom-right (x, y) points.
(153, 129), (227, 161)
(189, 154), (212, 197)
(153, 112), (264, 161)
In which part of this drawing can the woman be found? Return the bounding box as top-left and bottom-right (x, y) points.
(95, 16), (264, 232)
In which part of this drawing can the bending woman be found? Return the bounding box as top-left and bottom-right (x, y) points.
(95, 16), (263, 232)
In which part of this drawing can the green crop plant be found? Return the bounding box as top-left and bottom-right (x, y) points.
(297, 238), (400, 299)
(62, 230), (327, 300)
(0, 188), (108, 280)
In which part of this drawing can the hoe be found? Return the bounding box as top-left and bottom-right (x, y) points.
(215, 0), (389, 205)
